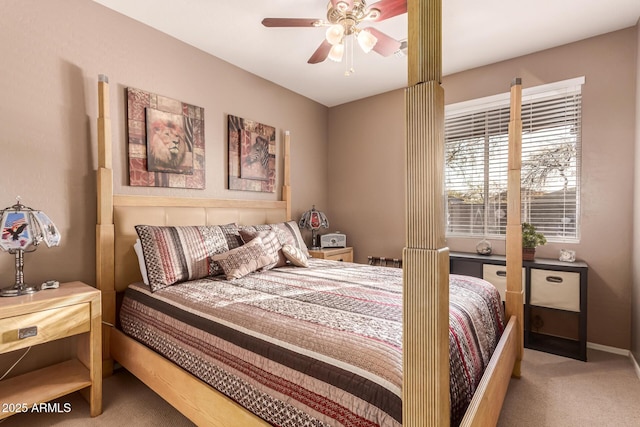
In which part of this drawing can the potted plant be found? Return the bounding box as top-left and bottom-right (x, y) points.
(522, 222), (546, 261)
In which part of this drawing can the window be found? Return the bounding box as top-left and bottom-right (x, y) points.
(444, 77), (583, 243)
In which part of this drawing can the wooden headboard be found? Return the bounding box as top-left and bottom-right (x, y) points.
(111, 196), (288, 292)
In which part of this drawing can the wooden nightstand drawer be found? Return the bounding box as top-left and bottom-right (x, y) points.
(0, 303), (90, 353)
(530, 268), (580, 312)
(309, 247), (353, 262)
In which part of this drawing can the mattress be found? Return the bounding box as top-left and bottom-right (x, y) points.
(120, 259), (504, 426)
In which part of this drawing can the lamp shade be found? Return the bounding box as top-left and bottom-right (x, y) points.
(0, 198), (61, 297)
(299, 205), (329, 231)
(299, 205), (329, 250)
(0, 199), (60, 251)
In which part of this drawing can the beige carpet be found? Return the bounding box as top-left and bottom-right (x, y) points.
(3, 349), (639, 426)
(498, 348), (640, 427)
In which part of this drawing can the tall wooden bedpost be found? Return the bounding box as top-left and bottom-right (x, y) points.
(96, 74), (115, 375)
(506, 79), (524, 377)
(403, 0), (449, 425)
(283, 130), (292, 221)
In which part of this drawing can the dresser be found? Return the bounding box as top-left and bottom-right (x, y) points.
(450, 252), (588, 361)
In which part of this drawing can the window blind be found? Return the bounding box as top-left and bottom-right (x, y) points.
(444, 78), (583, 242)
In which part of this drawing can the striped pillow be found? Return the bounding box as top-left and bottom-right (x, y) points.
(218, 223), (243, 250)
(240, 220), (309, 258)
(135, 225), (229, 292)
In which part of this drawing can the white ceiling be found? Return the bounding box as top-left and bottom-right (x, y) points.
(92, 0), (640, 107)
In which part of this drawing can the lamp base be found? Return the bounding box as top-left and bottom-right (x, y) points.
(0, 284), (39, 297)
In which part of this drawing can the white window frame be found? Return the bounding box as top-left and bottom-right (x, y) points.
(444, 77), (584, 243)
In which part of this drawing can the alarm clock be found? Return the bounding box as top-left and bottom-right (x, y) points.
(320, 233), (347, 248)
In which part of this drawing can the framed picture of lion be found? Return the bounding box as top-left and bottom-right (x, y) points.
(127, 87), (205, 189)
(145, 108), (193, 175)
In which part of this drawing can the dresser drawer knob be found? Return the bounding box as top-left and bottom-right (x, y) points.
(496, 270), (507, 277)
(546, 276), (564, 283)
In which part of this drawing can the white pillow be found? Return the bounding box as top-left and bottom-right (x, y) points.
(134, 239), (150, 285)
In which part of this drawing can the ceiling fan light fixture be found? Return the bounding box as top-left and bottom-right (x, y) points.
(328, 43), (344, 62)
(357, 29), (377, 53)
(326, 24), (345, 45)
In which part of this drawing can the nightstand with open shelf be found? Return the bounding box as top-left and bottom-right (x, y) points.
(0, 281), (102, 420)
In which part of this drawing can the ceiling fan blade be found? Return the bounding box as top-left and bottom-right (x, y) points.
(365, 27), (402, 57)
(262, 18), (321, 27)
(308, 40), (332, 64)
(367, 0), (407, 22)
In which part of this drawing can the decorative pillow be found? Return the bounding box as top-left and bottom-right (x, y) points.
(241, 220), (309, 257)
(270, 221), (309, 257)
(212, 237), (275, 280)
(239, 229), (286, 268)
(133, 239), (150, 285)
(281, 244), (309, 267)
(135, 225), (229, 292)
(218, 223), (243, 250)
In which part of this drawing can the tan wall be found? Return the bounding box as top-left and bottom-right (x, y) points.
(0, 0), (328, 291)
(328, 90), (406, 260)
(328, 28), (638, 350)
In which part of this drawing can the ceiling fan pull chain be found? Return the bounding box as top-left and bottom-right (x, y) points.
(345, 35), (355, 76)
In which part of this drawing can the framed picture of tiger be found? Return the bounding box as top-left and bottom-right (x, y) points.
(127, 87), (205, 189)
(228, 114), (276, 192)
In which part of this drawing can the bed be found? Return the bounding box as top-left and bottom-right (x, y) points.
(95, 1), (524, 425)
(118, 255), (504, 426)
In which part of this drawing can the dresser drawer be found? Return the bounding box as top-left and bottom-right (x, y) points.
(482, 264), (526, 302)
(325, 250), (352, 262)
(530, 268), (580, 312)
(0, 303), (90, 353)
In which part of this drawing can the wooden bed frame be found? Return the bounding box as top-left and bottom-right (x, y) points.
(95, 1), (523, 425)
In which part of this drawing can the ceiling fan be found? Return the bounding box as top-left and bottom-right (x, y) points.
(262, 0), (407, 71)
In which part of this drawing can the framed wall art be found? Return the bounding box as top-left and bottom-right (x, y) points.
(127, 87), (205, 189)
(228, 114), (276, 193)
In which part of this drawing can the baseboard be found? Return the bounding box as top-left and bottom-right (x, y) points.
(587, 342), (640, 380)
(587, 341), (629, 356)
(631, 352), (640, 381)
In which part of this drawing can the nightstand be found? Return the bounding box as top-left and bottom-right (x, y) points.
(0, 281), (102, 419)
(308, 247), (353, 262)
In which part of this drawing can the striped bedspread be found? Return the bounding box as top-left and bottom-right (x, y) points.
(120, 259), (504, 426)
